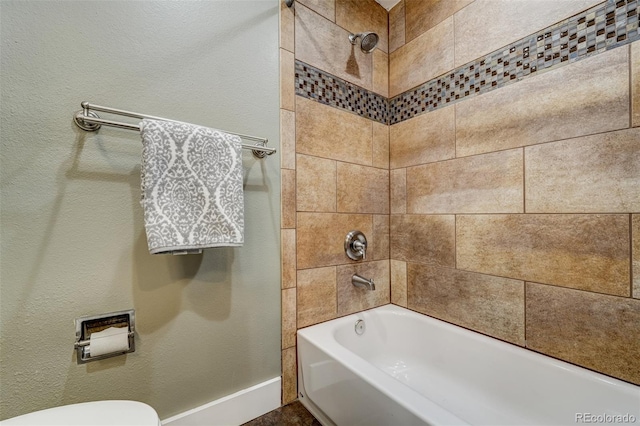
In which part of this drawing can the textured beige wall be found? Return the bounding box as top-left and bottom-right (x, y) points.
(0, 1), (280, 420)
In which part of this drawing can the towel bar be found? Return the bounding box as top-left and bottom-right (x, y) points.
(73, 102), (276, 159)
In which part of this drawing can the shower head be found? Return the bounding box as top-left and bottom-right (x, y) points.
(349, 32), (379, 53)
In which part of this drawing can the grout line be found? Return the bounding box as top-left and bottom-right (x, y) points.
(408, 261), (632, 300)
(389, 212), (634, 216)
(630, 214), (634, 298)
(402, 0), (406, 48)
(630, 44), (633, 129)
(402, 168), (407, 214)
(396, 124), (632, 169)
(334, 158), (338, 213)
(453, 10), (457, 79)
(454, 104), (458, 158)
(387, 18), (391, 98)
(523, 281), (527, 347)
(522, 147), (526, 213)
(334, 266), (338, 319)
(526, 279), (634, 301)
(454, 214), (457, 269)
(333, 0), (336, 25)
(290, 18), (296, 325)
(371, 121), (374, 166)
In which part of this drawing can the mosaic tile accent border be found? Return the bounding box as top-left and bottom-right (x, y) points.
(390, 0), (639, 124)
(294, 0), (639, 125)
(295, 61), (388, 124)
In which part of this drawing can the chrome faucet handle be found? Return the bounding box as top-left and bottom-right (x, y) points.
(353, 240), (366, 260)
(345, 230), (367, 261)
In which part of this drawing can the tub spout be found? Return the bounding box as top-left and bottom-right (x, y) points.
(352, 274), (375, 290)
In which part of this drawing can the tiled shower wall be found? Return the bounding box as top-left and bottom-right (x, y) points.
(389, 0), (640, 386)
(279, 0), (391, 404)
(281, 0), (640, 404)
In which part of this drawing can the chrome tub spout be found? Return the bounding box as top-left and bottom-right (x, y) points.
(352, 274), (375, 290)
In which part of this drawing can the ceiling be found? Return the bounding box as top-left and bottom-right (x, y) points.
(375, 0), (401, 11)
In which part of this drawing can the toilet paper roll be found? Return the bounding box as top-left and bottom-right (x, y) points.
(89, 326), (130, 357)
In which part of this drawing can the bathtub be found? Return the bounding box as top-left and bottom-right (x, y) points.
(297, 305), (640, 426)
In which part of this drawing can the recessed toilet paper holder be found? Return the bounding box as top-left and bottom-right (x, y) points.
(74, 309), (135, 364)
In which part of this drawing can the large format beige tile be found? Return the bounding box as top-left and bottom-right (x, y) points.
(633, 41), (640, 127)
(391, 259), (407, 307)
(525, 129), (640, 213)
(456, 48), (629, 157)
(297, 0), (335, 21)
(337, 162), (389, 214)
(281, 229), (296, 289)
(296, 3), (372, 90)
(296, 154), (336, 212)
(390, 17), (454, 97)
(297, 212), (373, 269)
(390, 169), (406, 214)
(526, 283), (640, 385)
(408, 264), (525, 345)
(390, 105), (455, 168)
(337, 260), (390, 315)
(390, 214), (455, 267)
(372, 121), (389, 169)
(336, 0), (388, 53)
(281, 169), (296, 229)
(389, 0), (406, 53)
(282, 288), (296, 349)
(280, 49), (295, 112)
(296, 97), (372, 166)
(634, 215), (639, 299)
(373, 50), (389, 97)
(372, 215), (389, 261)
(280, 109), (295, 170)
(456, 214), (630, 296)
(454, 0), (601, 67)
(282, 347), (297, 404)
(407, 149), (523, 214)
(406, 0), (473, 43)
(297, 266), (337, 327)
(280, 0), (295, 52)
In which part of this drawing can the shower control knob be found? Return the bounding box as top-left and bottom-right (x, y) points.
(345, 230), (367, 261)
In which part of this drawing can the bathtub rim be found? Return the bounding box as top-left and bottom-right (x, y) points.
(297, 306), (470, 425)
(297, 304), (639, 425)
(297, 331), (465, 426)
(300, 304), (639, 390)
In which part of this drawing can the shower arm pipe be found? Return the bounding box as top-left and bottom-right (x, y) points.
(73, 102), (276, 158)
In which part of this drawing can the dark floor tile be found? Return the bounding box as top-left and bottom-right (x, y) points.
(241, 400), (321, 426)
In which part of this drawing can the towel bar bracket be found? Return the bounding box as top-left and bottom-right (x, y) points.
(73, 111), (101, 132)
(251, 143), (269, 159)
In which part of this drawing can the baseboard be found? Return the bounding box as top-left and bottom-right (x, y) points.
(162, 377), (281, 425)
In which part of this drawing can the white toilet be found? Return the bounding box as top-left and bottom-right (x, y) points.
(0, 400), (161, 426)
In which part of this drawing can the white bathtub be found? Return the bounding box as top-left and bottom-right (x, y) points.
(297, 305), (640, 426)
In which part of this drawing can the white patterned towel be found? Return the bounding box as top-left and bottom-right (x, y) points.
(139, 119), (244, 255)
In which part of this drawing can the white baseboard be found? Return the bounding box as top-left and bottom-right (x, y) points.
(162, 377), (281, 426)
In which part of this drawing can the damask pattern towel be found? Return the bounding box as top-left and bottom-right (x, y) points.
(140, 119), (244, 255)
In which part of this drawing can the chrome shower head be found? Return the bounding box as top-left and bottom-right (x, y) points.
(349, 32), (379, 53)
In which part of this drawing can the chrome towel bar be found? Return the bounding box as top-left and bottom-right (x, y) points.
(73, 101), (276, 158)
